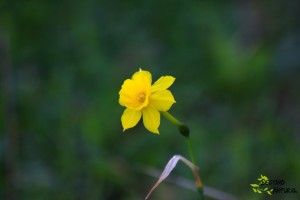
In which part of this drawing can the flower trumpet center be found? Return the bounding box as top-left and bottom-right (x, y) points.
(137, 92), (146, 103)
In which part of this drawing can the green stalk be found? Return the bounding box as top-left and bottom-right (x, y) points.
(161, 111), (182, 128)
(161, 111), (189, 137)
(161, 111), (204, 200)
(185, 137), (196, 164)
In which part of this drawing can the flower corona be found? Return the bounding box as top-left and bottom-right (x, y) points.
(119, 69), (176, 134)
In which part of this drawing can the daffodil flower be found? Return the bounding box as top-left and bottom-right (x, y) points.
(119, 69), (176, 134)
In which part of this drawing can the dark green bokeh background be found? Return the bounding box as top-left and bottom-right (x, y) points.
(1, 1), (300, 200)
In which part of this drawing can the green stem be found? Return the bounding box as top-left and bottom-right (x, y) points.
(185, 137), (196, 164)
(186, 136), (204, 200)
(161, 111), (204, 200)
(161, 111), (189, 138)
(161, 111), (182, 128)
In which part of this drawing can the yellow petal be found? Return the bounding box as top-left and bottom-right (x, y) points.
(151, 76), (175, 93)
(119, 79), (140, 108)
(132, 69), (152, 91)
(121, 108), (142, 131)
(150, 90), (176, 111)
(142, 105), (160, 134)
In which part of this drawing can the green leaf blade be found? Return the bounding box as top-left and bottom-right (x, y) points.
(250, 184), (259, 187)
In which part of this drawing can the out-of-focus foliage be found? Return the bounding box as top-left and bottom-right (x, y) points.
(1, 0), (300, 199)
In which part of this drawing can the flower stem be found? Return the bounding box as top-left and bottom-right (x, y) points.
(161, 111), (204, 200)
(161, 111), (189, 137)
(161, 111), (182, 128)
(185, 137), (196, 164)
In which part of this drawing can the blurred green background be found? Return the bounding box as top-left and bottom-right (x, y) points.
(1, 0), (300, 200)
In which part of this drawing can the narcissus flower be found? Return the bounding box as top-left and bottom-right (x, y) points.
(119, 69), (176, 134)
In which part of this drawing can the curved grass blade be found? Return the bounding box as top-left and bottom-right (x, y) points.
(145, 155), (201, 199)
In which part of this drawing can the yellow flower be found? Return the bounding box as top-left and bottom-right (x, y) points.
(119, 69), (176, 134)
